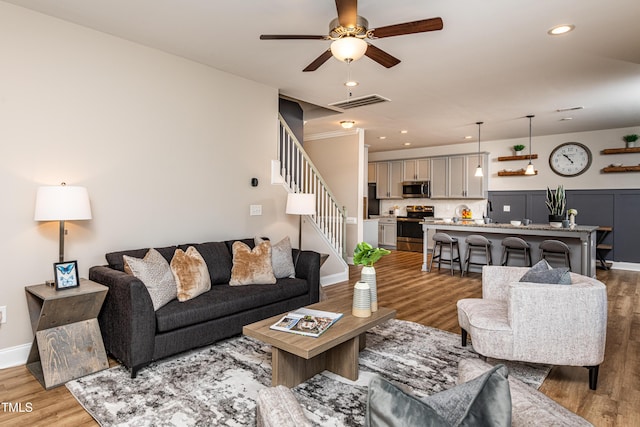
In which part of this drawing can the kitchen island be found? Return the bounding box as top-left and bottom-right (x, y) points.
(421, 221), (598, 277)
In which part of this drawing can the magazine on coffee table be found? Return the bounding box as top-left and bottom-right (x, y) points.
(270, 308), (343, 338)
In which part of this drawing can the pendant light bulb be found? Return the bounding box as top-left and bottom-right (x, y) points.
(524, 115), (536, 175)
(475, 121), (484, 177)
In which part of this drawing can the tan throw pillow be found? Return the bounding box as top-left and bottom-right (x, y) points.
(230, 240), (277, 286)
(123, 249), (177, 310)
(171, 246), (211, 302)
(255, 236), (296, 279)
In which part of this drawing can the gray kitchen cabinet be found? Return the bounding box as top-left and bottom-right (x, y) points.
(378, 217), (397, 248)
(430, 154), (487, 199)
(368, 162), (377, 183)
(376, 161), (403, 199)
(403, 158), (430, 181)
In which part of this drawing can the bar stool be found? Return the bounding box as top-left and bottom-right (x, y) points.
(501, 237), (532, 267)
(429, 232), (462, 276)
(463, 234), (493, 276)
(540, 239), (572, 270)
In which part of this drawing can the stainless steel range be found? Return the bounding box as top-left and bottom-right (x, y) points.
(396, 205), (434, 252)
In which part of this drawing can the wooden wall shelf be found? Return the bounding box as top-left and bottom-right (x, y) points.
(497, 170), (538, 176)
(602, 165), (640, 173)
(497, 154), (538, 161)
(601, 147), (640, 154)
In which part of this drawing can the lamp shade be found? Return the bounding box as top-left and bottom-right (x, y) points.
(286, 193), (316, 215)
(34, 185), (92, 221)
(330, 37), (368, 62)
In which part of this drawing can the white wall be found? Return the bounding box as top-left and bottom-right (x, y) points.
(0, 3), (296, 359)
(369, 127), (640, 191)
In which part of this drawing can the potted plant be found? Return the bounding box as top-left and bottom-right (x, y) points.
(546, 185), (566, 223)
(623, 134), (638, 148)
(353, 242), (390, 312)
(513, 144), (526, 156)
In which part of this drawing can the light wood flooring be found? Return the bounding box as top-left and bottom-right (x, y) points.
(1, 250), (638, 426)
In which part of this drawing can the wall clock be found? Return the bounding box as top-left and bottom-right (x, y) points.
(549, 142), (592, 177)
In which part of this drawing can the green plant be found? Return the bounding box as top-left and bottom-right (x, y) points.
(353, 242), (390, 267)
(513, 144), (526, 152)
(545, 185), (566, 216)
(622, 134), (639, 143)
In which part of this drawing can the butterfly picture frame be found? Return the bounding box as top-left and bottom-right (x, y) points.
(54, 260), (79, 290)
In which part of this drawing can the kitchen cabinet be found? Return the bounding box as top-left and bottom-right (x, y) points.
(376, 161), (403, 199)
(367, 162), (377, 183)
(430, 154), (487, 199)
(378, 217), (397, 248)
(403, 158), (430, 181)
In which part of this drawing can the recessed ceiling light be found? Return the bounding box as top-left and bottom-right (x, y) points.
(344, 80), (359, 87)
(403, 142), (411, 146)
(340, 120), (355, 129)
(560, 117), (573, 121)
(400, 130), (408, 134)
(556, 106), (584, 112)
(548, 24), (575, 36)
(379, 136), (387, 140)
(464, 135), (473, 139)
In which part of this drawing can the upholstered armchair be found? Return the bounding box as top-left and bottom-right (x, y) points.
(457, 265), (607, 389)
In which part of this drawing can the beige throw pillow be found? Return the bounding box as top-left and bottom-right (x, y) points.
(123, 248), (177, 310)
(230, 240), (277, 286)
(171, 246), (211, 302)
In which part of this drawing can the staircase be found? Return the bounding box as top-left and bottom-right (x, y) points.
(276, 114), (348, 267)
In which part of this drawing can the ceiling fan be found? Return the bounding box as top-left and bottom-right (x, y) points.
(260, 0), (443, 72)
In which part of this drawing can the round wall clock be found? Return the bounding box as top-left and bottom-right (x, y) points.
(548, 142), (592, 177)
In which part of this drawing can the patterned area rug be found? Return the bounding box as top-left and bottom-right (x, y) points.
(67, 319), (550, 426)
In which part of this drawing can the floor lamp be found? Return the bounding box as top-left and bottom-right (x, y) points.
(286, 193), (316, 258)
(34, 183), (92, 262)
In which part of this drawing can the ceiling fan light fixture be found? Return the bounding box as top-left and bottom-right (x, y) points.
(331, 37), (368, 63)
(340, 120), (355, 129)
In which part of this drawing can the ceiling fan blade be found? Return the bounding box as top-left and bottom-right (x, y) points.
(365, 44), (401, 68)
(303, 49), (333, 72)
(260, 34), (327, 40)
(371, 17), (443, 38)
(335, 0), (358, 29)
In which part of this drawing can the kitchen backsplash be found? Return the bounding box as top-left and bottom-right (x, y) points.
(379, 198), (489, 219)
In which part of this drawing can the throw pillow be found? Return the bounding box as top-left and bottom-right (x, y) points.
(123, 248), (177, 310)
(366, 364), (512, 427)
(230, 240), (277, 286)
(520, 259), (571, 285)
(255, 236), (296, 279)
(171, 246), (211, 302)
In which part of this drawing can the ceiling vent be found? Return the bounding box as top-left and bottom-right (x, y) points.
(329, 94), (390, 110)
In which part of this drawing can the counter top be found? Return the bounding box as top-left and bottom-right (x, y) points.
(421, 220), (598, 233)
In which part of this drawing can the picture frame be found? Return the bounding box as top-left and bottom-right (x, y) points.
(54, 260), (80, 290)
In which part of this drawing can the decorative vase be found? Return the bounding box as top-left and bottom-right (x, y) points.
(360, 265), (378, 312)
(627, 141), (636, 148)
(352, 281), (371, 318)
(569, 214), (576, 226)
(515, 150), (524, 156)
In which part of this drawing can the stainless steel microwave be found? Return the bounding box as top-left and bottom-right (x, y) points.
(402, 181), (430, 198)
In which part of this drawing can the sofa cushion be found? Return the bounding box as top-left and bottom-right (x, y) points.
(106, 245), (178, 272)
(172, 246), (211, 302)
(155, 277), (309, 333)
(520, 260), (571, 285)
(230, 240), (277, 286)
(123, 248), (177, 311)
(255, 236), (296, 279)
(366, 365), (512, 427)
(179, 241), (232, 285)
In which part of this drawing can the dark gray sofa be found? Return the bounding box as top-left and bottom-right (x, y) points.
(89, 238), (320, 377)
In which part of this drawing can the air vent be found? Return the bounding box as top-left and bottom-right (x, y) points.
(329, 94), (390, 110)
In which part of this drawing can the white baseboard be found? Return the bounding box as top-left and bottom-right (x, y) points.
(320, 271), (348, 286)
(611, 262), (640, 272)
(0, 343), (30, 369)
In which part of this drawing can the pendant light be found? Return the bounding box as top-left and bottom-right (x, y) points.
(474, 121), (484, 177)
(524, 115), (536, 175)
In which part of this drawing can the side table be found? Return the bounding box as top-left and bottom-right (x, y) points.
(25, 279), (109, 389)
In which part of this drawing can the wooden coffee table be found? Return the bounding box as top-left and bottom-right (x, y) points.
(243, 298), (396, 387)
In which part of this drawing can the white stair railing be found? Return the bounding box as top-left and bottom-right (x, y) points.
(278, 114), (347, 260)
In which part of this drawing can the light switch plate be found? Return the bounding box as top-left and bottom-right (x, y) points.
(346, 217), (357, 224)
(503, 205), (511, 212)
(250, 205), (262, 216)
